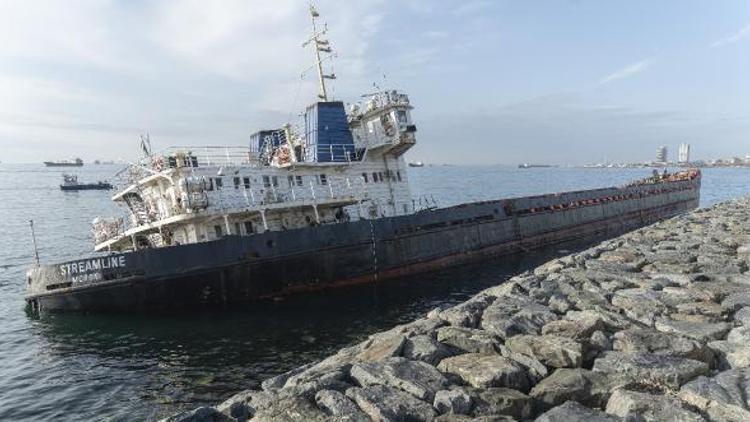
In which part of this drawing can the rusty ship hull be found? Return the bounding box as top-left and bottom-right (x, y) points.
(26, 174), (700, 312)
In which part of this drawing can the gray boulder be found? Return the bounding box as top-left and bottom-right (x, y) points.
(345, 385), (436, 422)
(612, 328), (715, 365)
(469, 387), (533, 419)
(436, 295), (496, 328)
(250, 396), (328, 421)
(529, 368), (619, 410)
(654, 318), (732, 343)
(433, 389), (472, 415)
(678, 369), (750, 411)
(505, 335), (583, 368)
(437, 353), (530, 391)
(734, 307), (750, 326)
(604, 389), (704, 421)
(436, 326), (500, 354)
(481, 296), (558, 340)
(592, 351), (709, 389)
(611, 288), (669, 326)
(404, 335), (456, 365)
(163, 407), (232, 422)
(541, 316), (605, 341)
(350, 357), (448, 402)
(314, 390), (369, 421)
(708, 341), (750, 370)
(534, 400), (619, 422)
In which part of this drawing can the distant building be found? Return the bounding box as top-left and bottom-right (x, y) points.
(678, 143), (691, 164)
(656, 146), (668, 163)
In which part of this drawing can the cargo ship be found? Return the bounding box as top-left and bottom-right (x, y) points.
(24, 6), (701, 312)
(44, 158), (83, 167)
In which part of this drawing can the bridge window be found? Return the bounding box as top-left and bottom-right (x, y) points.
(214, 177), (223, 190)
(244, 221), (254, 234)
(372, 172), (378, 182)
(243, 177), (251, 189)
(287, 176), (295, 188)
(362, 172), (368, 183)
(397, 171), (402, 182)
(397, 110), (408, 124)
(263, 176), (278, 188)
(318, 174), (328, 185)
(233, 177), (240, 189)
(295, 175), (303, 186)
(214, 225), (223, 238)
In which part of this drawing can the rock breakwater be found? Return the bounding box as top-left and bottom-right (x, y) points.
(166, 198), (750, 421)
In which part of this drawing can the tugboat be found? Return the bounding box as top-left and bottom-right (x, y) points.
(44, 158), (84, 167)
(24, 5), (702, 312)
(60, 174), (113, 191)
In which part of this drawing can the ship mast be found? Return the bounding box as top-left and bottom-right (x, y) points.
(303, 3), (336, 101)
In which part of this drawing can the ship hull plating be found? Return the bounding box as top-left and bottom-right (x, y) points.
(26, 177), (700, 312)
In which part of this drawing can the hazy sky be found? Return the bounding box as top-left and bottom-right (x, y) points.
(0, 0), (748, 165)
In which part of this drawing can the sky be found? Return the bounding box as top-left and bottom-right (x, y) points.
(0, 0), (748, 165)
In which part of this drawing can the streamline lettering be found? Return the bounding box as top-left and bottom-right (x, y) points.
(59, 256), (127, 277)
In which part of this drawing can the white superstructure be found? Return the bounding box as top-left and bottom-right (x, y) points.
(92, 5), (419, 253)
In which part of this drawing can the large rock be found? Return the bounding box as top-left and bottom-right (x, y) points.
(654, 318), (732, 342)
(469, 387), (532, 419)
(734, 307), (750, 326)
(345, 385), (436, 421)
(164, 407), (233, 422)
(481, 296), (558, 340)
(611, 288), (669, 326)
(708, 341), (750, 369)
(529, 368), (619, 410)
(355, 334), (406, 362)
(541, 315), (605, 341)
(250, 396), (328, 421)
(565, 308), (635, 332)
(433, 389), (472, 415)
(404, 335), (456, 365)
(678, 369), (750, 411)
(350, 357), (448, 402)
(535, 400), (619, 422)
(314, 390), (369, 421)
(437, 353), (530, 391)
(436, 326), (500, 354)
(604, 389), (704, 421)
(505, 335), (583, 368)
(592, 351), (709, 389)
(726, 326), (750, 344)
(436, 295), (496, 328)
(612, 328), (715, 365)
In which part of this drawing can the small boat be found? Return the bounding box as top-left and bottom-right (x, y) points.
(45, 158), (84, 167)
(408, 161), (424, 167)
(60, 174), (113, 191)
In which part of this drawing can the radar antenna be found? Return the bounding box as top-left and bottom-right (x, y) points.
(302, 3), (336, 101)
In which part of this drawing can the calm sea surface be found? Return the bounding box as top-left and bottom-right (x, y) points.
(0, 164), (747, 420)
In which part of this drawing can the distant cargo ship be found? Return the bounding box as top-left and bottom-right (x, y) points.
(519, 163), (555, 169)
(44, 158), (83, 167)
(408, 161), (424, 167)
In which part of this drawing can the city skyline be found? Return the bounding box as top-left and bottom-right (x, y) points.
(0, 0), (748, 165)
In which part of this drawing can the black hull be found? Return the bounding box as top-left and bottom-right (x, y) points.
(60, 183), (113, 191)
(27, 177), (701, 312)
